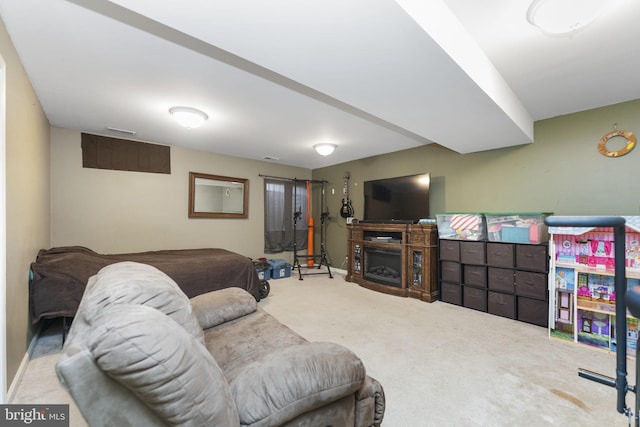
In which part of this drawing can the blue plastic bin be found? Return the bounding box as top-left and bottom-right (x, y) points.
(255, 266), (271, 281)
(267, 259), (291, 279)
(252, 259), (272, 280)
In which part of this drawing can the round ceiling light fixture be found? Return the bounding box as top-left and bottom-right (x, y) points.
(169, 106), (208, 129)
(313, 143), (337, 156)
(526, 0), (607, 36)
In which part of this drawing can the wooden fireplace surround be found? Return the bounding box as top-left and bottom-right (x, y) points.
(346, 223), (439, 302)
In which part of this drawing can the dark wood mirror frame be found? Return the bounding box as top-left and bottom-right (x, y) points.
(188, 172), (249, 219)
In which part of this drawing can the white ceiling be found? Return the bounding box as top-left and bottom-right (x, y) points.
(1, 0), (639, 169)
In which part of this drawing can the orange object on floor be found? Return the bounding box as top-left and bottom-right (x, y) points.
(306, 180), (314, 267)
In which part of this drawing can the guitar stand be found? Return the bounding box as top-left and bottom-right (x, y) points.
(292, 178), (333, 280)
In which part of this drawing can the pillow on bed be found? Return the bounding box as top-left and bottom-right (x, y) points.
(90, 304), (239, 426)
(83, 261), (204, 343)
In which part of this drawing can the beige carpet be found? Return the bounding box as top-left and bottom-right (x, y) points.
(10, 272), (633, 426)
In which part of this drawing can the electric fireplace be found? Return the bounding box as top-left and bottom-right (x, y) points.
(363, 247), (402, 288)
(346, 222), (439, 303)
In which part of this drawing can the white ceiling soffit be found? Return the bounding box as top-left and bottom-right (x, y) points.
(0, 0), (426, 169)
(395, 0), (533, 149)
(75, 0), (533, 154)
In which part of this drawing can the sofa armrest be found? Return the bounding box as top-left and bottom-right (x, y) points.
(355, 376), (385, 427)
(57, 345), (167, 427)
(229, 342), (365, 426)
(190, 287), (257, 330)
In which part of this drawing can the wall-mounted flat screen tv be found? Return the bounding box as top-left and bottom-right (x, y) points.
(363, 173), (430, 223)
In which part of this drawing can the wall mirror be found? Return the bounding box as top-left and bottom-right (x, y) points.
(189, 172), (249, 218)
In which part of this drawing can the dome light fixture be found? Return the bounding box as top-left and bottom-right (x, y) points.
(526, 0), (606, 36)
(169, 106), (208, 129)
(313, 143), (337, 156)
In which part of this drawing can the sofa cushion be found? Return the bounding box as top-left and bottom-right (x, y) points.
(230, 342), (365, 427)
(190, 287), (257, 330)
(83, 261), (204, 343)
(90, 304), (240, 427)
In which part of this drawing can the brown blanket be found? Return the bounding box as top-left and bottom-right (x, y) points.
(29, 246), (261, 322)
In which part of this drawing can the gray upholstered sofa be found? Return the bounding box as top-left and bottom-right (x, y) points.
(56, 261), (385, 426)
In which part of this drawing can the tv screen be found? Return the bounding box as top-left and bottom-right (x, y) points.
(363, 173), (430, 222)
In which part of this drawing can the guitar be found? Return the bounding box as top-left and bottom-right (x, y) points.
(340, 172), (354, 218)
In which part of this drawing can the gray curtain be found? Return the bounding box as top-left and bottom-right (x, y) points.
(264, 179), (308, 253)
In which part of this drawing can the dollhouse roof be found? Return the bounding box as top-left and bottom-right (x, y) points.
(548, 216), (640, 235)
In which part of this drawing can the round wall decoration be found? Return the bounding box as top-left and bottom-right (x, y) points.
(597, 129), (636, 158)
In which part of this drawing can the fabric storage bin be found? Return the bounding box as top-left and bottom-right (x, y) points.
(517, 297), (548, 327)
(488, 268), (515, 293)
(436, 213), (486, 241)
(439, 240), (460, 261)
(515, 244), (548, 273)
(485, 213), (552, 244)
(463, 286), (487, 311)
(514, 270), (547, 300)
(441, 261), (461, 283)
(488, 292), (516, 319)
(441, 282), (462, 305)
(486, 242), (514, 268)
(463, 265), (487, 288)
(460, 241), (486, 265)
(266, 259), (291, 279)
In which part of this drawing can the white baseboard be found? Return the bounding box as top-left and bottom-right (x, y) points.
(331, 267), (347, 276)
(6, 324), (41, 403)
(6, 351), (29, 403)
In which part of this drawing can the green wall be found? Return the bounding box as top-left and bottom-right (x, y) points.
(313, 99), (640, 269)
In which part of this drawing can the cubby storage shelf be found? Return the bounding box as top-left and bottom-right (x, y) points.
(439, 239), (549, 327)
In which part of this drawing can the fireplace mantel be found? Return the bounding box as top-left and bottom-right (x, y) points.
(346, 223), (439, 302)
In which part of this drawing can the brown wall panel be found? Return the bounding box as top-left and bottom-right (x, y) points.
(82, 133), (170, 174)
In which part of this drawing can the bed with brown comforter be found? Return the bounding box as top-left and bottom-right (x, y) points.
(29, 246), (262, 323)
